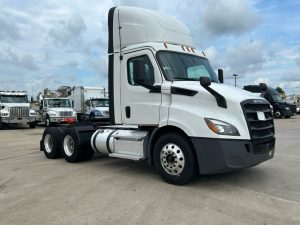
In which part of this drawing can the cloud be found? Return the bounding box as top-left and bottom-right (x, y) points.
(47, 13), (87, 48)
(200, 0), (260, 36)
(225, 40), (264, 75)
(0, 48), (39, 71)
(0, 11), (21, 40)
(254, 77), (269, 85)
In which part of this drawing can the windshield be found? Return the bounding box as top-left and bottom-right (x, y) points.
(47, 99), (71, 108)
(269, 91), (283, 102)
(91, 99), (109, 107)
(0, 95), (28, 103)
(157, 51), (219, 82)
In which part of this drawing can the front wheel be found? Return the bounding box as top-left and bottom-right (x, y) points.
(274, 111), (282, 118)
(284, 115), (291, 118)
(45, 116), (52, 127)
(153, 133), (197, 185)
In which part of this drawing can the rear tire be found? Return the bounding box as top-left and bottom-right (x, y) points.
(41, 127), (63, 159)
(153, 133), (197, 185)
(62, 128), (94, 163)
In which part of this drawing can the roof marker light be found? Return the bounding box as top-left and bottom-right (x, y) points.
(202, 51), (206, 56)
(181, 45), (185, 51)
(186, 46), (190, 52)
(191, 48), (195, 53)
(164, 42), (168, 48)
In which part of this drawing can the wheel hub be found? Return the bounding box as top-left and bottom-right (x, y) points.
(44, 134), (53, 153)
(64, 135), (75, 156)
(160, 143), (185, 175)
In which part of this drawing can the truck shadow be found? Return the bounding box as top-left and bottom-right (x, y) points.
(89, 155), (267, 187)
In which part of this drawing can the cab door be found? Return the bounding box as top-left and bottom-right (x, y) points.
(120, 49), (162, 125)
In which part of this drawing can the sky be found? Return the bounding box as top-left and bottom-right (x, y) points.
(0, 0), (300, 97)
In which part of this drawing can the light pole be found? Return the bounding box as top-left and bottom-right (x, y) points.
(233, 74), (238, 87)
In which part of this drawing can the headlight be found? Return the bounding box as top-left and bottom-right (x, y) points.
(204, 118), (240, 136)
(94, 110), (102, 116)
(73, 111), (77, 116)
(285, 107), (290, 110)
(1, 112), (9, 117)
(49, 112), (58, 116)
(30, 112), (36, 116)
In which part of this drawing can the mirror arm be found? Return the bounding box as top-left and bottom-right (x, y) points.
(134, 80), (161, 93)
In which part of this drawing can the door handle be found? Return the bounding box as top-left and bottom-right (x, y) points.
(125, 106), (131, 118)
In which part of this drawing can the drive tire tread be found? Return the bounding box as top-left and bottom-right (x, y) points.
(62, 128), (94, 163)
(41, 127), (63, 159)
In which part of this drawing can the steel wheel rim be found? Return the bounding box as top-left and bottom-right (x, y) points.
(44, 134), (53, 153)
(160, 143), (185, 175)
(64, 135), (74, 156)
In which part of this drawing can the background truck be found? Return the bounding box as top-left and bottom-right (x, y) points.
(68, 86), (109, 121)
(244, 85), (296, 118)
(40, 6), (276, 185)
(0, 91), (37, 129)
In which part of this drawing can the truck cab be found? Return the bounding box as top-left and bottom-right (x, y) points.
(85, 98), (109, 121)
(261, 88), (296, 118)
(41, 6), (276, 185)
(0, 91), (36, 129)
(37, 98), (77, 127)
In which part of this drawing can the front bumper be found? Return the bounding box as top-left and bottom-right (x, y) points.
(191, 137), (275, 175)
(1, 116), (35, 124)
(50, 117), (77, 124)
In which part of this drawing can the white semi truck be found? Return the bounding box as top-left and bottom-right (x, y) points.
(40, 6), (275, 185)
(0, 91), (37, 129)
(36, 97), (77, 127)
(68, 86), (109, 121)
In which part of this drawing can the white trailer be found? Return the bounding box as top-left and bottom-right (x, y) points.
(40, 6), (276, 185)
(69, 86), (109, 121)
(0, 91), (37, 129)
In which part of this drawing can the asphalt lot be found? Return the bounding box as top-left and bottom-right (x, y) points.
(0, 116), (300, 225)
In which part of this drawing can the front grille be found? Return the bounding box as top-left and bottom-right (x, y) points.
(59, 111), (72, 117)
(241, 100), (275, 153)
(10, 107), (29, 117)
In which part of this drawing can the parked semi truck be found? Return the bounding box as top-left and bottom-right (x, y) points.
(36, 97), (77, 127)
(244, 85), (296, 118)
(0, 91), (37, 129)
(68, 86), (109, 121)
(40, 6), (276, 185)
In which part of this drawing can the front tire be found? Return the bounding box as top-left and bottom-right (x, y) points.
(153, 133), (197, 185)
(45, 115), (52, 127)
(41, 127), (63, 159)
(284, 115), (291, 118)
(274, 111), (282, 118)
(89, 113), (95, 121)
(62, 128), (94, 163)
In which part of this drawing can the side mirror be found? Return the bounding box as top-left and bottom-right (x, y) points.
(218, 69), (224, 83)
(200, 77), (211, 87)
(259, 83), (267, 92)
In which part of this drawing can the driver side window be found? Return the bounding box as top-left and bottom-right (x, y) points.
(127, 55), (154, 86)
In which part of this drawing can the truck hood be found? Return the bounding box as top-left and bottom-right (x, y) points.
(172, 81), (264, 103)
(48, 107), (74, 112)
(0, 103), (30, 107)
